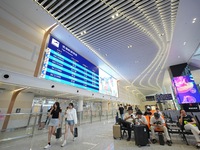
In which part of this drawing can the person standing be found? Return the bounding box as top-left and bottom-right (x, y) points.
(118, 104), (124, 119)
(44, 102), (62, 149)
(61, 103), (77, 147)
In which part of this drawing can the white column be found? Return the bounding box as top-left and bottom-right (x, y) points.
(77, 97), (83, 112)
(102, 101), (108, 111)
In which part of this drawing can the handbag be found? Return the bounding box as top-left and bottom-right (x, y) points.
(56, 127), (62, 139)
(74, 127), (78, 137)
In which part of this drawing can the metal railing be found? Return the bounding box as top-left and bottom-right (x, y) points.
(0, 109), (117, 143)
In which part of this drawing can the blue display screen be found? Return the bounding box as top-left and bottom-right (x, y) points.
(40, 35), (99, 92)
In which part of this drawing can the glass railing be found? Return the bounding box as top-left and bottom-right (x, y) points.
(0, 109), (117, 144)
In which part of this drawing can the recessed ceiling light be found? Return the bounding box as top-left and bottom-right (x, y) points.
(105, 54), (108, 56)
(178, 56), (180, 58)
(128, 44), (132, 48)
(193, 18), (197, 21)
(111, 13), (120, 19)
(80, 30), (87, 35)
(159, 33), (164, 36)
(183, 42), (186, 45)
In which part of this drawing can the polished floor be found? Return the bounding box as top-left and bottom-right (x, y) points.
(0, 120), (198, 150)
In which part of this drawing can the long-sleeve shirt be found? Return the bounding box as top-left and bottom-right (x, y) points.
(66, 108), (77, 124)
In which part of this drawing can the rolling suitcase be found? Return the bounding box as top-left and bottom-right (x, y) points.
(113, 124), (121, 139)
(134, 125), (149, 146)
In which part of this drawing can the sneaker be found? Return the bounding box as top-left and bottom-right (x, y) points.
(196, 143), (200, 148)
(73, 137), (76, 141)
(61, 140), (66, 147)
(44, 144), (51, 149)
(166, 140), (172, 146)
(127, 137), (131, 141)
(152, 139), (157, 144)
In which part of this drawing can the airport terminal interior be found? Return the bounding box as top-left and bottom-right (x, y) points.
(0, 0), (200, 150)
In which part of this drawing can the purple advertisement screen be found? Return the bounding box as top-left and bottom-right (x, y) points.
(172, 75), (200, 104)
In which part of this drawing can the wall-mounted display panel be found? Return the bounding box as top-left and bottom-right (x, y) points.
(40, 35), (99, 93)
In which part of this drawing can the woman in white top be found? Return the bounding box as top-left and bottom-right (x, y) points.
(61, 103), (77, 147)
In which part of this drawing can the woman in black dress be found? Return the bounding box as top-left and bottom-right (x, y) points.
(44, 102), (62, 149)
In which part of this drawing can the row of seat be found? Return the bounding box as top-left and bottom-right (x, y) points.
(163, 110), (200, 145)
(119, 110), (200, 146)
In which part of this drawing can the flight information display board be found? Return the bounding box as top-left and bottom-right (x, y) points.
(40, 35), (99, 92)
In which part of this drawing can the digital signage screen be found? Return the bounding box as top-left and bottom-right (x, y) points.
(40, 35), (99, 92)
(99, 69), (118, 97)
(172, 75), (200, 104)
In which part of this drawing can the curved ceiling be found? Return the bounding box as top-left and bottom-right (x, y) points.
(34, 0), (180, 95)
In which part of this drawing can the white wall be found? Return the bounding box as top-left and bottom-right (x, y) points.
(0, 90), (34, 129)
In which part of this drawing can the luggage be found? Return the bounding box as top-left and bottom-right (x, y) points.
(56, 127), (62, 139)
(113, 124), (121, 139)
(158, 132), (165, 145)
(134, 125), (149, 146)
(74, 127), (78, 137)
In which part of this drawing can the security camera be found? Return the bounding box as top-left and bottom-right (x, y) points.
(77, 90), (79, 93)
(3, 74), (9, 79)
(51, 85), (55, 88)
(92, 93), (94, 96)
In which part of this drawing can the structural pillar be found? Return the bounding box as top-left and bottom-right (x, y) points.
(77, 97), (83, 125)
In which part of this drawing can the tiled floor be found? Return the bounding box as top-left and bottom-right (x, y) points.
(0, 120), (198, 150)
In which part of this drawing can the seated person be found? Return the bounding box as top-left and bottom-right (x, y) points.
(156, 107), (163, 116)
(144, 107), (152, 116)
(179, 109), (200, 148)
(119, 107), (135, 141)
(150, 113), (172, 146)
(135, 111), (150, 140)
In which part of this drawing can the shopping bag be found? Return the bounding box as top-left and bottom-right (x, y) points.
(56, 127), (62, 139)
(74, 127), (78, 137)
